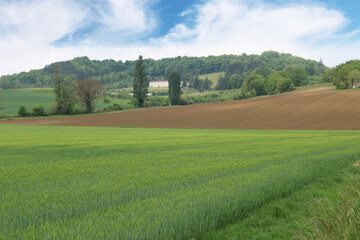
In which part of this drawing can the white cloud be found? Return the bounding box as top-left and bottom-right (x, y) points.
(150, 0), (356, 66)
(100, 0), (156, 36)
(1, 0), (360, 76)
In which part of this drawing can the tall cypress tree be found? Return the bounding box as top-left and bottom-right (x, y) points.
(133, 55), (148, 107)
(168, 71), (181, 105)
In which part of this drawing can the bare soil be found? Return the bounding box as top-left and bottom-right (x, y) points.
(1, 87), (360, 130)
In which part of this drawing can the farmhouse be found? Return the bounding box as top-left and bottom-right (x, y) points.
(149, 80), (168, 88)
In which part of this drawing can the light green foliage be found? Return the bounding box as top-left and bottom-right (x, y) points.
(17, 105), (27, 117)
(334, 60), (360, 89)
(347, 70), (360, 88)
(252, 66), (275, 78)
(266, 71), (294, 94)
(242, 74), (266, 95)
(227, 74), (242, 89)
(1, 126), (360, 239)
(133, 55), (148, 107)
(285, 66), (308, 86)
(322, 68), (335, 83)
(0, 52), (324, 91)
(168, 71), (181, 105)
(276, 77), (295, 93)
(335, 66), (350, 89)
(30, 104), (46, 116)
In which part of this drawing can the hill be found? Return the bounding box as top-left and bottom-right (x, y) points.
(2, 87), (360, 130)
(0, 51), (325, 90)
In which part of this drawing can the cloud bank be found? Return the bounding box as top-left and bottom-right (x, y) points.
(0, 0), (359, 75)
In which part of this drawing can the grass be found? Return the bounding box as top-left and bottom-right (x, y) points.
(295, 168), (360, 240)
(0, 88), (129, 116)
(1, 125), (360, 239)
(201, 166), (353, 239)
(199, 72), (225, 88)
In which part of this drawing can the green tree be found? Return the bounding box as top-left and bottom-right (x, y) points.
(266, 75), (278, 95)
(18, 105), (27, 117)
(202, 77), (212, 90)
(227, 74), (241, 89)
(348, 70), (360, 88)
(285, 66), (308, 86)
(322, 68), (335, 82)
(252, 66), (274, 78)
(133, 55), (148, 107)
(334, 66), (350, 89)
(242, 74), (266, 96)
(276, 77), (295, 93)
(31, 105), (46, 116)
(168, 71), (181, 105)
(62, 76), (77, 114)
(53, 63), (64, 113)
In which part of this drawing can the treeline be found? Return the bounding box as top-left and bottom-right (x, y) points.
(324, 60), (360, 89)
(0, 51), (325, 90)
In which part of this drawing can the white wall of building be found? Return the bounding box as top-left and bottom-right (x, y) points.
(149, 81), (169, 88)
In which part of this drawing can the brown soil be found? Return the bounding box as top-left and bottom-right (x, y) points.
(1, 87), (360, 130)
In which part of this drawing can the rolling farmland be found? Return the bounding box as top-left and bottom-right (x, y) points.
(199, 72), (224, 88)
(0, 88), (129, 116)
(1, 125), (360, 239)
(3, 87), (360, 130)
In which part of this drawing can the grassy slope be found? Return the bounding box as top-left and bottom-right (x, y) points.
(201, 167), (352, 239)
(199, 72), (225, 88)
(1, 125), (360, 239)
(0, 88), (128, 116)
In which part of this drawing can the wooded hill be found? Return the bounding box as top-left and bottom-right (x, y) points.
(0, 51), (326, 90)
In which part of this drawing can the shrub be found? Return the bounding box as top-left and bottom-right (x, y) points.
(102, 103), (123, 112)
(18, 105), (28, 117)
(103, 97), (111, 104)
(31, 105), (46, 116)
(178, 97), (188, 105)
(276, 77), (295, 93)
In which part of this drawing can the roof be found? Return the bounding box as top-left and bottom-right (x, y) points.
(150, 80), (168, 83)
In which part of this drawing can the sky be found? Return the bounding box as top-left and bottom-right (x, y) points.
(1, 0), (360, 76)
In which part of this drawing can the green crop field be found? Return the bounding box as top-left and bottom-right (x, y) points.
(1, 125), (360, 239)
(199, 72), (224, 88)
(0, 88), (129, 116)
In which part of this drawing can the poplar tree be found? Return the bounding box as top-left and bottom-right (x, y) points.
(53, 63), (64, 113)
(168, 71), (181, 105)
(133, 55), (148, 107)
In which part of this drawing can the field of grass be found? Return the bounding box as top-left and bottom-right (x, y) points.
(199, 72), (225, 88)
(1, 125), (360, 239)
(0, 88), (129, 116)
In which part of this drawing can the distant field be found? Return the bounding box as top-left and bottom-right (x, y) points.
(4, 87), (360, 130)
(1, 125), (359, 239)
(199, 72), (224, 88)
(295, 82), (333, 90)
(0, 88), (54, 115)
(0, 88), (129, 116)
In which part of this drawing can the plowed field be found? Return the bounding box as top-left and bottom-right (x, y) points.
(1, 87), (360, 130)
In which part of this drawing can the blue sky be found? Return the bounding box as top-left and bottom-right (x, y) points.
(0, 0), (360, 75)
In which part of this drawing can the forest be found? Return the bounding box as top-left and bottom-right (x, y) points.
(0, 51), (326, 91)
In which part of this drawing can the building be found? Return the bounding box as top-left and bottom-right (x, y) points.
(149, 80), (168, 88)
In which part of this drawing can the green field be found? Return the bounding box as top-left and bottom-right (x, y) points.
(1, 125), (359, 239)
(199, 72), (225, 88)
(0, 88), (129, 116)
